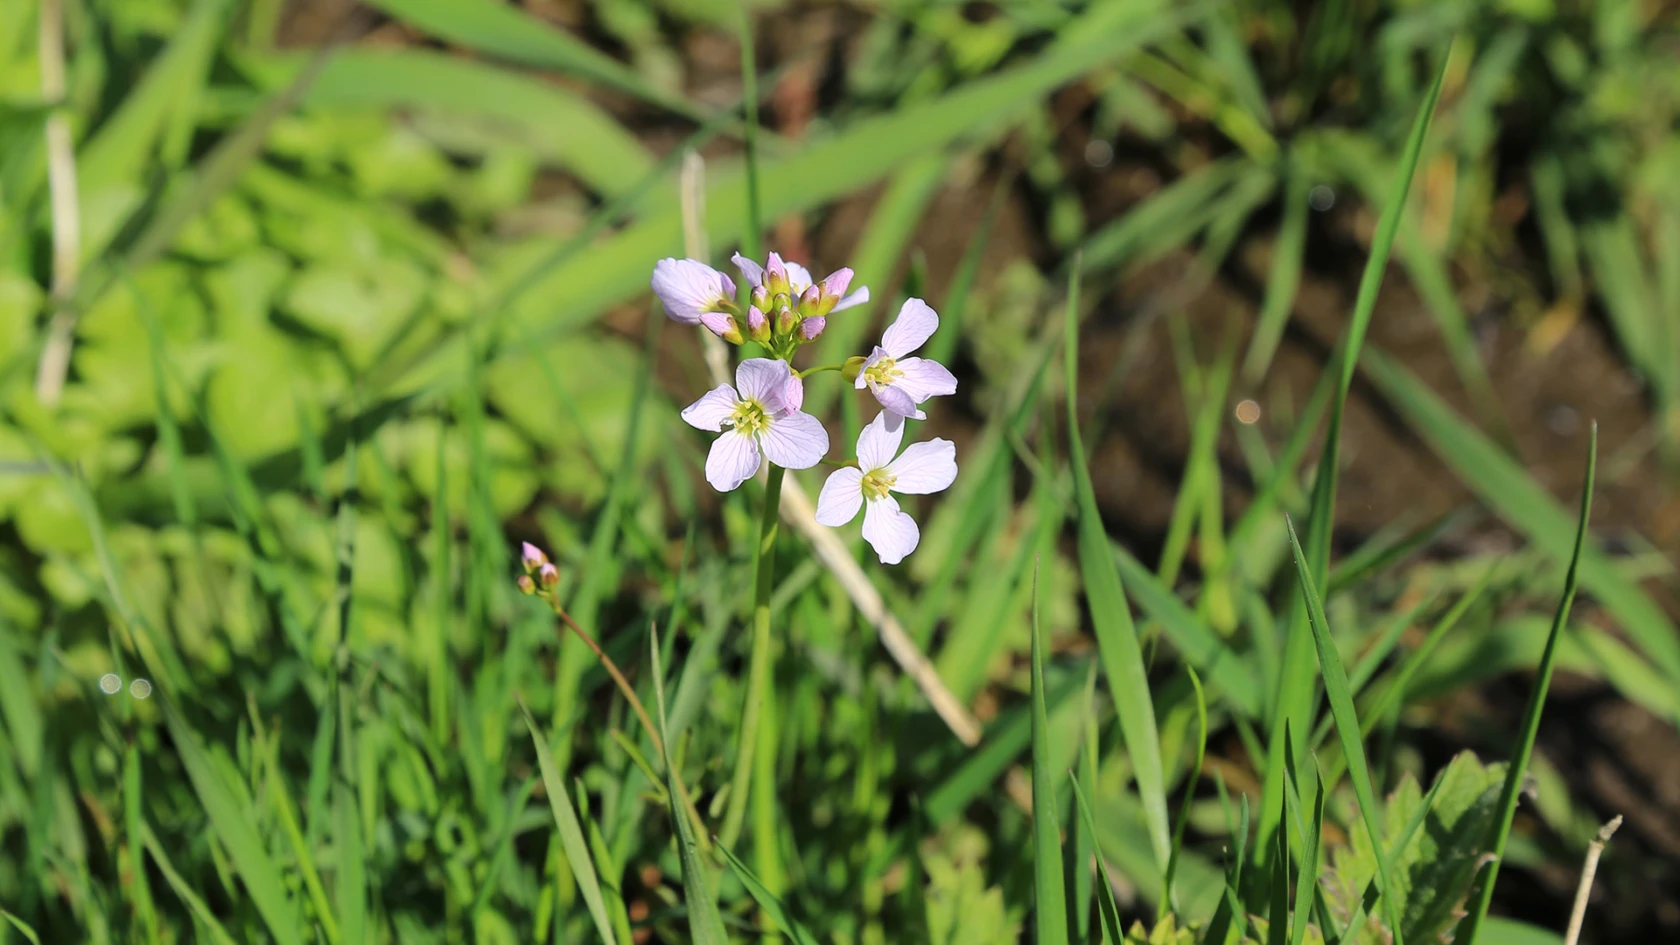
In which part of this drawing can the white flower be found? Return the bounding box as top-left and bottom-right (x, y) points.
(815, 412), (957, 564)
(856, 298), (958, 422)
(681, 358), (829, 492)
(651, 258), (735, 325)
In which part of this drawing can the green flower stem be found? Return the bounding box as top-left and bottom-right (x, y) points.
(795, 363), (846, 378)
(718, 463), (786, 873)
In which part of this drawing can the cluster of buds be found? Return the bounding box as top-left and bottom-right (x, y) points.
(650, 253), (868, 360)
(517, 542), (559, 596)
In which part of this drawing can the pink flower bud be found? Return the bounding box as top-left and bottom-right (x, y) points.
(517, 574), (536, 595)
(748, 306), (771, 343)
(801, 316), (826, 340)
(520, 542), (547, 572)
(539, 562), (559, 589)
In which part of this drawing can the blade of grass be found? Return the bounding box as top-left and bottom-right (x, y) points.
(1460, 426), (1596, 945)
(517, 698), (618, 945)
(649, 625), (729, 945)
(1257, 46), (1449, 875)
(1070, 778), (1126, 945)
(1164, 666), (1208, 912)
(161, 701), (303, 945)
(1073, 668), (1099, 941)
(1288, 759), (1324, 945)
(139, 822), (240, 945)
(1361, 347), (1680, 697)
(716, 843), (822, 945)
(1029, 560), (1069, 945)
(1286, 517), (1404, 945)
(1065, 265), (1174, 877)
(333, 782), (367, 945)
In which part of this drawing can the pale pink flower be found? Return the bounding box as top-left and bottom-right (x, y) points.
(856, 298), (957, 422)
(681, 358), (829, 492)
(651, 258), (736, 325)
(815, 412), (957, 565)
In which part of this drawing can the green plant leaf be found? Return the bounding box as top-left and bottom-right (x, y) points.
(516, 699), (618, 945)
(1066, 266), (1173, 876)
(1286, 517), (1403, 945)
(1029, 561), (1069, 945)
(162, 701), (303, 945)
(717, 843), (822, 945)
(649, 626), (729, 945)
(1460, 427), (1597, 945)
(1071, 778), (1126, 945)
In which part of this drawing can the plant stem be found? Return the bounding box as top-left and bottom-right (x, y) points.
(545, 598), (710, 849)
(796, 363), (845, 378)
(717, 464), (786, 857)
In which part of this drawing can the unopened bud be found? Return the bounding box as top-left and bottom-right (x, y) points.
(764, 252), (791, 297)
(520, 541), (547, 572)
(841, 355), (867, 382)
(801, 316), (825, 340)
(517, 574), (537, 595)
(539, 562), (559, 589)
(747, 306), (771, 343)
(797, 285), (821, 317)
(776, 305), (799, 337)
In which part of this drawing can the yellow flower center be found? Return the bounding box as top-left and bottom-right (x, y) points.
(730, 398), (770, 436)
(861, 468), (896, 500)
(863, 357), (903, 387)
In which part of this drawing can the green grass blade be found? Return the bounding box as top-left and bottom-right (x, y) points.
(1164, 666), (1208, 912)
(649, 626), (729, 945)
(1070, 779), (1125, 945)
(1258, 45), (1450, 873)
(517, 699), (618, 945)
(716, 843), (822, 945)
(1073, 672), (1099, 941)
(1361, 347), (1680, 693)
(1064, 267), (1173, 876)
(1243, 165), (1309, 383)
(161, 702), (303, 945)
(1288, 760), (1324, 945)
(1268, 792), (1288, 945)
(363, 0), (698, 116)
(1460, 427), (1596, 945)
(1111, 547), (1260, 717)
(1029, 560), (1069, 945)
(0, 911), (42, 945)
(1285, 518), (1404, 945)
(333, 782), (367, 945)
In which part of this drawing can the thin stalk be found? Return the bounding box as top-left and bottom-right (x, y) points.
(544, 599), (709, 849)
(719, 464), (787, 854)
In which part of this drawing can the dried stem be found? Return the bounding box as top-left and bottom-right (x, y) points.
(1563, 814), (1621, 945)
(35, 0), (82, 406)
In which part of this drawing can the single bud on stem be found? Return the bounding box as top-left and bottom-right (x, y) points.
(841, 355), (867, 382)
(539, 562), (559, 589)
(517, 574), (537, 595)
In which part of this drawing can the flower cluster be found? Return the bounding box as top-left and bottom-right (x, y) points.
(653, 252), (958, 564)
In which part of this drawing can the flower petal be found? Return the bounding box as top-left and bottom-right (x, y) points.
(705, 431), (762, 492)
(872, 382), (925, 420)
(880, 298), (939, 357)
(758, 410), (828, 469)
(831, 286), (870, 313)
(889, 357), (958, 403)
(820, 267), (854, 298)
(886, 438), (957, 494)
(732, 252), (765, 287)
(861, 495), (919, 565)
(855, 411), (904, 472)
(681, 385), (738, 431)
(784, 260), (813, 294)
(651, 258), (731, 325)
(783, 374), (805, 413)
(814, 467), (865, 526)
(698, 311), (734, 338)
(734, 358), (791, 411)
